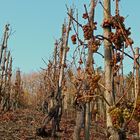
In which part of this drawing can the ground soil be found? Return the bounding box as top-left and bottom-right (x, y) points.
(0, 108), (107, 140)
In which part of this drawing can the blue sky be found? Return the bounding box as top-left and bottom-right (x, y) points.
(0, 0), (139, 74)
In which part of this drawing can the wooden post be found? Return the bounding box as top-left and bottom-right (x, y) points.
(12, 69), (21, 110)
(85, 102), (90, 140)
(0, 48), (8, 111)
(5, 56), (12, 111)
(58, 9), (72, 98)
(54, 8), (72, 134)
(50, 41), (58, 108)
(85, 1), (95, 140)
(4, 51), (10, 85)
(0, 24), (10, 104)
(59, 24), (65, 67)
(134, 48), (140, 136)
(0, 48), (7, 90)
(103, 0), (113, 128)
(53, 41), (57, 82)
(135, 48), (139, 100)
(7, 57), (12, 91)
(103, 3), (119, 140)
(0, 24), (9, 64)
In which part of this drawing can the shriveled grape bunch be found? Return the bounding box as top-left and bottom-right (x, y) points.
(86, 73), (101, 94)
(82, 23), (97, 40)
(102, 15), (134, 77)
(102, 15), (133, 49)
(82, 24), (93, 40)
(73, 68), (101, 103)
(71, 34), (77, 44)
(82, 13), (88, 19)
(110, 52), (122, 76)
(88, 39), (100, 53)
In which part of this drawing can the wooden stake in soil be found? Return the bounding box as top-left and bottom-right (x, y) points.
(85, 1), (95, 140)
(103, 0), (113, 128)
(134, 48), (140, 136)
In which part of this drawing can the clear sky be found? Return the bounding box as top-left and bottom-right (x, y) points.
(0, 0), (139, 74)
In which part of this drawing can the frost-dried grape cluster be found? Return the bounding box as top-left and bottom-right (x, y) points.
(102, 15), (134, 49)
(82, 24), (93, 40)
(111, 52), (122, 66)
(88, 39), (100, 53)
(82, 13), (88, 19)
(78, 58), (83, 65)
(71, 35), (77, 44)
(82, 22), (97, 40)
(73, 69), (100, 104)
(110, 52), (122, 76)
